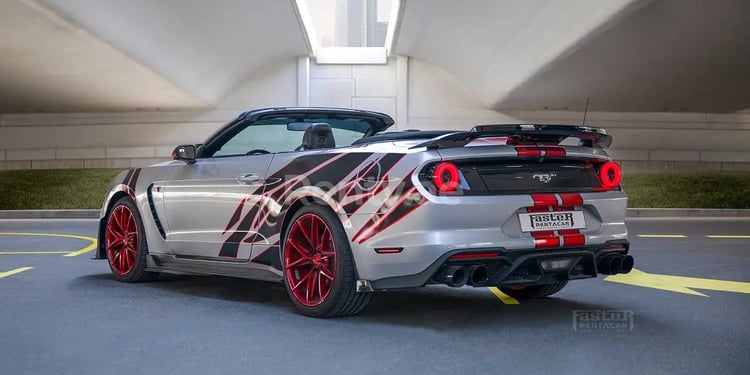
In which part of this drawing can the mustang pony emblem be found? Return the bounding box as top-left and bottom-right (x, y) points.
(533, 173), (556, 183)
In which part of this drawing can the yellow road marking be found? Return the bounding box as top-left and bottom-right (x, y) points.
(706, 235), (750, 239)
(488, 287), (520, 304)
(637, 234), (687, 238)
(0, 267), (33, 279)
(605, 268), (750, 297)
(0, 251), (70, 255)
(0, 232), (97, 257)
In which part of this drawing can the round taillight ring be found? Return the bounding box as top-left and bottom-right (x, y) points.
(599, 162), (622, 189)
(433, 162), (460, 192)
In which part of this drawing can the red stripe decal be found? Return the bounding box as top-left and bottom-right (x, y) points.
(562, 235), (585, 247)
(534, 237), (561, 248)
(531, 194), (557, 207)
(559, 193), (583, 206)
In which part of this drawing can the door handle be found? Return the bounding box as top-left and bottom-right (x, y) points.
(237, 173), (262, 185)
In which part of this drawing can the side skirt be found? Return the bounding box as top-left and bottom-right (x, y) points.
(147, 254), (284, 283)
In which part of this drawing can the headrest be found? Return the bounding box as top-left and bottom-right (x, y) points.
(302, 123), (336, 149)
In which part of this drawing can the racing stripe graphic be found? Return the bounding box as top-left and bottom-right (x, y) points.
(128, 168), (141, 191)
(342, 153), (404, 216)
(528, 193), (585, 248)
(351, 168), (426, 245)
(219, 152), (399, 263)
(120, 168), (141, 198)
(223, 197), (250, 235)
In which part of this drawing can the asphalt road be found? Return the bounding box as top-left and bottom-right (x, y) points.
(1, 218), (749, 375)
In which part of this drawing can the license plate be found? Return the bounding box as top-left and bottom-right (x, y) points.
(519, 211), (586, 232)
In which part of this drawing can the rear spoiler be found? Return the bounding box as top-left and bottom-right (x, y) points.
(412, 124), (613, 149)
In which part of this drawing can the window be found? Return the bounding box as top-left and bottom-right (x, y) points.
(208, 117), (373, 158)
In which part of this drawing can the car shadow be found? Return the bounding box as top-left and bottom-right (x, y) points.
(73, 272), (655, 331)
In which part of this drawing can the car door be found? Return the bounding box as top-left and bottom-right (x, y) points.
(160, 153), (274, 261)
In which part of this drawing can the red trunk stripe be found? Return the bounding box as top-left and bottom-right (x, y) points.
(531, 194), (558, 207)
(559, 193), (583, 206)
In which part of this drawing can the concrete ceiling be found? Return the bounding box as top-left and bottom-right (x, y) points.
(0, 0), (309, 112)
(0, 0), (205, 112)
(395, 0), (750, 113)
(1, 0), (748, 113)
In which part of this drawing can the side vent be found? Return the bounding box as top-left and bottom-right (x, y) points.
(146, 184), (166, 239)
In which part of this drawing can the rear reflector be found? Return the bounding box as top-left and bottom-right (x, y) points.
(374, 247), (403, 254)
(450, 252), (499, 260)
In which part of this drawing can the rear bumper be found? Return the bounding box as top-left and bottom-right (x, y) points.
(370, 239), (630, 290)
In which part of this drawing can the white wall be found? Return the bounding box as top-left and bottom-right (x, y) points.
(1, 56), (749, 173)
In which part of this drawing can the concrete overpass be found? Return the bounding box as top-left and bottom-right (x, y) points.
(1, 0), (749, 171)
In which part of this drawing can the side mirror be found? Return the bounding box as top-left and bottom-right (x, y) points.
(172, 144), (197, 164)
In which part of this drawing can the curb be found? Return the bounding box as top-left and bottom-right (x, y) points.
(0, 210), (100, 219)
(1, 208), (749, 219)
(626, 208), (750, 217)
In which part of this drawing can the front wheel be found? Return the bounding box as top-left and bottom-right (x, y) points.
(282, 204), (371, 318)
(499, 281), (568, 299)
(105, 197), (158, 282)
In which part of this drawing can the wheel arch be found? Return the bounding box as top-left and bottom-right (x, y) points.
(277, 192), (363, 278)
(96, 188), (133, 259)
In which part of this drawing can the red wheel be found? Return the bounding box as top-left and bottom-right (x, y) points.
(105, 197), (158, 282)
(282, 204), (372, 317)
(284, 213), (336, 307)
(106, 205), (138, 276)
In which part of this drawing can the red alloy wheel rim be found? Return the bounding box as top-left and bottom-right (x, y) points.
(284, 213), (337, 307)
(106, 205), (138, 276)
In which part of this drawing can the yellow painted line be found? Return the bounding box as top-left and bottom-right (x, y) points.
(0, 251), (70, 255)
(637, 234), (687, 238)
(63, 240), (98, 257)
(488, 287), (520, 304)
(0, 267), (33, 279)
(605, 268), (750, 296)
(0, 232), (97, 257)
(706, 235), (750, 239)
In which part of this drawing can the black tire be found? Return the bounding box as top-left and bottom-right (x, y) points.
(499, 281), (568, 299)
(281, 204), (372, 318)
(104, 197), (159, 283)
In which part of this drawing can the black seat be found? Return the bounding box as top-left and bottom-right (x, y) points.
(301, 123), (336, 149)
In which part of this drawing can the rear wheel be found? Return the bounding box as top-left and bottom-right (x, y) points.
(282, 204), (371, 318)
(499, 281), (568, 299)
(105, 197), (158, 282)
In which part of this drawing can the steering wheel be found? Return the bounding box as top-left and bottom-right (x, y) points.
(245, 149), (271, 155)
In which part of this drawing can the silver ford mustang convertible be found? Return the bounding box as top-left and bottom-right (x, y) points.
(96, 107), (632, 317)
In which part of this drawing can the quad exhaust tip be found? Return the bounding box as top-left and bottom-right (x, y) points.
(468, 265), (489, 286)
(440, 266), (469, 287)
(598, 255), (634, 275)
(438, 265), (489, 287)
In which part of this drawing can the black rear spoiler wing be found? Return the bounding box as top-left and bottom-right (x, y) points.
(412, 124), (613, 149)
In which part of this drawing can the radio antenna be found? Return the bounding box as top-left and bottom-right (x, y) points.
(582, 97), (590, 126)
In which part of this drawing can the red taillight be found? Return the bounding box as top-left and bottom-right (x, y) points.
(599, 161), (622, 189)
(433, 162), (460, 192)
